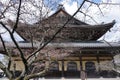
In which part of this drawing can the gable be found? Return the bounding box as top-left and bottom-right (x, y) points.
(41, 8), (88, 25)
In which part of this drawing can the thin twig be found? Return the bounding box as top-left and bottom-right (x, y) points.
(79, 10), (98, 24)
(86, 0), (104, 16)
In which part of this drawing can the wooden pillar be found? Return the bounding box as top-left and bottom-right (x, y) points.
(80, 56), (83, 71)
(79, 51), (83, 70)
(96, 51), (100, 77)
(13, 61), (16, 78)
(97, 51), (100, 71)
(61, 60), (64, 78)
(97, 55), (100, 78)
(79, 51), (86, 80)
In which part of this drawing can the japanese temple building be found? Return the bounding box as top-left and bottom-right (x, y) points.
(1, 6), (120, 79)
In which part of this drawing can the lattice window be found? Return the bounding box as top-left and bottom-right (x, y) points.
(50, 62), (59, 71)
(85, 61), (96, 72)
(67, 62), (77, 71)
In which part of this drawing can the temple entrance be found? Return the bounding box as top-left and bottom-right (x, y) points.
(65, 61), (80, 78)
(85, 61), (97, 78)
(45, 62), (61, 78)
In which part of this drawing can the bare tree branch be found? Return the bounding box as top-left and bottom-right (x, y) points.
(79, 10), (98, 24)
(12, 0), (22, 33)
(0, 61), (12, 79)
(0, 22), (28, 75)
(86, 0), (104, 16)
(0, 34), (7, 52)
(0, 0), (12, 19)
(100, 3), (120, 5)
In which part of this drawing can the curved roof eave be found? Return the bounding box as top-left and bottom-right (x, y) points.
(67, 20), (115, 29)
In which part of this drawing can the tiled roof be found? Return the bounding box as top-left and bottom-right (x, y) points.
(0, 42), (120, 49)
(15, 8), (115, 42)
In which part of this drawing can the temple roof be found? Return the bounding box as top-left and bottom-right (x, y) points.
(15, 8), (115, 42)
(41, 8), (88, 25)
(0, 42), (120, 51)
